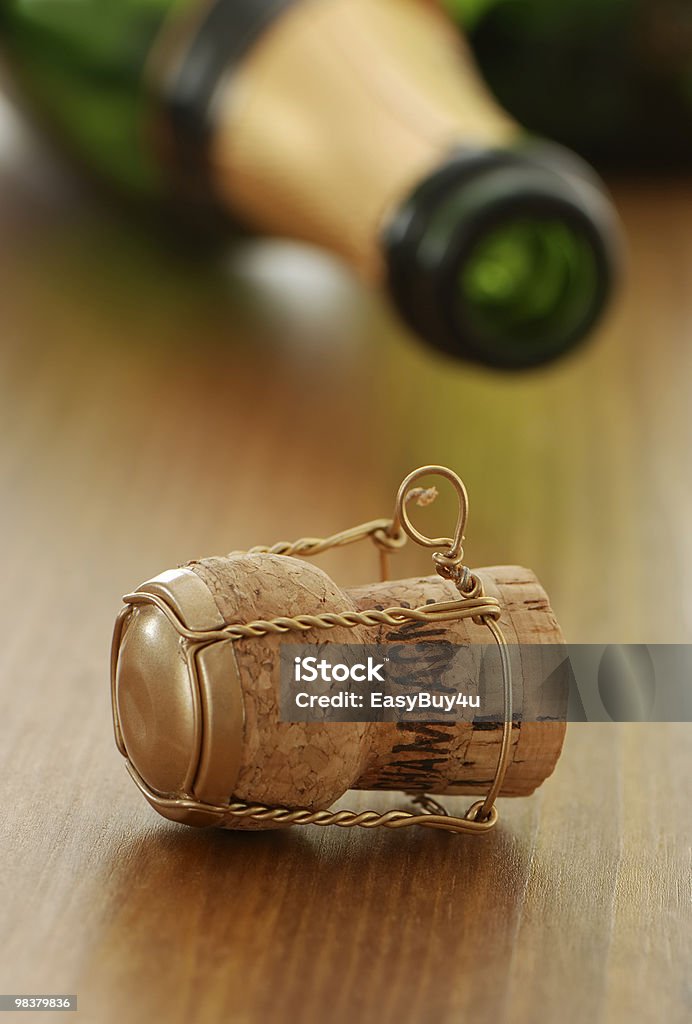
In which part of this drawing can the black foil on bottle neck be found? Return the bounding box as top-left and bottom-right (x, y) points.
(157, 0), (299, 209)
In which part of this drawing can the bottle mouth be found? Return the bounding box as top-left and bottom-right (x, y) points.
(383, 146), (619, 369)
(454, 205), (605, 367)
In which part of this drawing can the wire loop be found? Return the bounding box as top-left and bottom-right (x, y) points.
(394, 465), (469, 563)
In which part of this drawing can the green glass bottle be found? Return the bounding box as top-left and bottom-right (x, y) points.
(0, 0), (620, 368)
(448, 0), (692, 169)
(0, 0), (183, 195)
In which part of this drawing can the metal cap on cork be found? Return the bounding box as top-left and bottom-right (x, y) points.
(111, 568), (244, 827)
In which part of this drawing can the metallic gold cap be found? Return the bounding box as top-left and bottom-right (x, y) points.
(111, 568), (244, 827)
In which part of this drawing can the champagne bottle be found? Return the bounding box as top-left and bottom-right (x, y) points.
(0, 0), (619, 368)
(448, 0), (692, 169)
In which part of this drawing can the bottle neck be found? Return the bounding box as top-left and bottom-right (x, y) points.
(151, 0), (618, 366)
(153, 0), (517, 272)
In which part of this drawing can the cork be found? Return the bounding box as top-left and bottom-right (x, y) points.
(347, 566), (566, 797)
(189, 553), (369, 814)
(187, 555), (567, 815)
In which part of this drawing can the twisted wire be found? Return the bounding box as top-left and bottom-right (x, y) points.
(216, 596), (501, 641)
(124, 590), (501, 645)
(124, 763), (498, 836)
(220, 801), (498, 835)
(232, 486), (439, 563)
(231, 516), (407, 561)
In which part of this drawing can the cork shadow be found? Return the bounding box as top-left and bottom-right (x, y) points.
(78, 804), (541, 1020)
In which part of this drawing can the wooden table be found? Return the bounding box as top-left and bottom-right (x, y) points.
(0, 99), (690, 1023)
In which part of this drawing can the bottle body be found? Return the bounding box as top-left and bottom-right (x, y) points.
(0, 0), (188, 194)
(1, 0), (620, 366)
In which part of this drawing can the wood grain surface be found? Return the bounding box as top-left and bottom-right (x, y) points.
(0, 99), (690, 1023)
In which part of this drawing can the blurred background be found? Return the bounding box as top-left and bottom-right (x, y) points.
(0, 2), (691, 1022)
(1, 0), (691, 640)
(453, 0), (692, 170)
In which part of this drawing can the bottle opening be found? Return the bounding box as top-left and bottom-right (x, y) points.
(459, 216), (600, 364)
(384, 147), (618, 369)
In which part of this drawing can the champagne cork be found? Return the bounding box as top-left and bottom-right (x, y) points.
(112, 553), (566, 830)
